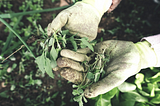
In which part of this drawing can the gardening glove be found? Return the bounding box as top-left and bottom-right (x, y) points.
(55, 40), (159, 98)
(47, 0), (112, 41)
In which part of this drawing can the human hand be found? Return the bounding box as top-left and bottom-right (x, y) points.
(56, 40), (141, 98)
(55, 40), (157, 98)
(47, 2), (101, 41)
(47, 0), (112, 41)
(108, 0), (122, 13)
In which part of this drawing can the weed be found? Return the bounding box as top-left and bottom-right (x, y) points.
(0, 0), (160, 106)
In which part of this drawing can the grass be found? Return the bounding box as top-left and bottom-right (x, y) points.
(0, 0), (160, 106)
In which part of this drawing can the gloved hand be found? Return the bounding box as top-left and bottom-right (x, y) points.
(47, 0), (112, 41)
(55, 40), (158, 98)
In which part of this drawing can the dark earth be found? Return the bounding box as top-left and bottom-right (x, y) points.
(0, 0), (160, 106)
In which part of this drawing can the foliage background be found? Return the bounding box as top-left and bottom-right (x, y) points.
(0, 0), (160, 106)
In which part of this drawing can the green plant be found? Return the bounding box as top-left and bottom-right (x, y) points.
(0, 0), (160, 106)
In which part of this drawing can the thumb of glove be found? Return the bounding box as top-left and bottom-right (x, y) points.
(47, 10), (68, 36)
(47, 2), (101, 41)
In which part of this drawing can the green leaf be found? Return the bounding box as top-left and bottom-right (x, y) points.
(150, 67), (160, 72)
(0, 17), (36, 58)
(72, 84), (78, 88)
(61, 29), (69, 35)
(146, 72), (160, 83)
(78, 101), (83, 106)
(50, 60), (57, 69)
(72, 88), (83, 96)
(118, 82), (136, 92)
(72, 90), (79, 96)
(49, 37), (54, 46)
(73, 95), (82, 102)
(79, 38), (94, 52)
(52, 92), (59, 98)
(95, 94), (111, 106)
(94, 73), (100, 82)
(150, 94), (160, 104)
(147, 83), (155, 97)
(135, 73), (144, 90)
(78, 88), (84, 94)
(35, 53), (46, 74)
(121, 91), (148, 103)
(0, 91), (9, 98)
(34, 79), (42, 86)
(70, 36), (77, 51)
(83, 96), (88, 103)
(90, 88), (117, 106)
(44, 58), (54, 79)
(10, 85), (16, 91)
(138, 90), (150, 97)
(135, 102), (149, 106)
(46, 97), (51, 102)
(87, 72), (94, 80)
(119, 100), (135, 106)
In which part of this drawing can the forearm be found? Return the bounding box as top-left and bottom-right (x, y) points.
(141, 34), (160, 67)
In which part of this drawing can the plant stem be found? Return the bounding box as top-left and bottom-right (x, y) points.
(2, 4), (29, 53)
(0, 18), (36, 59)
(0, 5), (71, 18)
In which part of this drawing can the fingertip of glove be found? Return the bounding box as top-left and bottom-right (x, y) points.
(84, 86), (97, 98)
(57, 57), (64, 67)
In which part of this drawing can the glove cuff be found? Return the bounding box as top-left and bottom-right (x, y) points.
(141, 34), (160, 67)
(135, 41), (158, 69)
(81, 0), (112, 16)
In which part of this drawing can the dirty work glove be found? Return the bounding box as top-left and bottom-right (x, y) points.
(47, 0), (112, 41)
(54, 40), (159, 98)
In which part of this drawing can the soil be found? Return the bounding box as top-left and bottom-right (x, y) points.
(0, 0), (160, 106)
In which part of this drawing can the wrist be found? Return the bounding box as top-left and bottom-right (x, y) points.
(81, 0), (112, 16)
(135, 41), (158, 69)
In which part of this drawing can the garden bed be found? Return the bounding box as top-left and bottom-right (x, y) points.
(0, 0), (160, 106)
